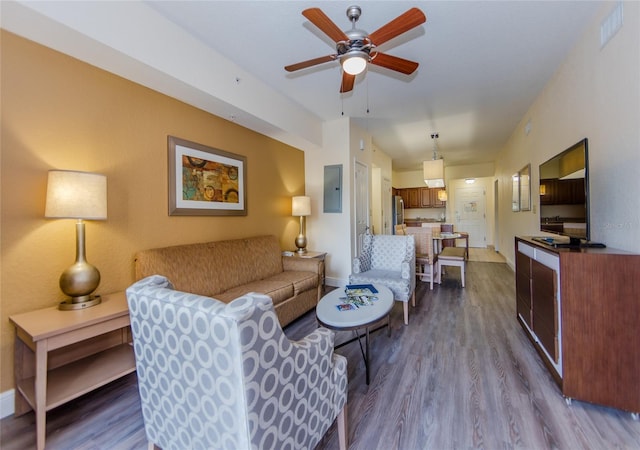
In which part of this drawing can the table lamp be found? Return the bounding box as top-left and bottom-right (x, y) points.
(45, 170), (107, 310)
(292, 196), (311, 254)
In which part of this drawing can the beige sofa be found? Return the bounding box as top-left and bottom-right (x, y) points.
(134, 235), (323, 326)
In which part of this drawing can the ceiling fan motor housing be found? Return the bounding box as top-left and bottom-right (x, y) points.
(346, 5), (362, 23)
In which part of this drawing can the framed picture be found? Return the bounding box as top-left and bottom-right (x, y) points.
(168, 136), (247, 216)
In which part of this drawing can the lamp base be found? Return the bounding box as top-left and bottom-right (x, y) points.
(59, 295), (102, 311)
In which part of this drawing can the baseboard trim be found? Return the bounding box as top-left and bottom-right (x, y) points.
(0, 389), (15, 419)
(325, 276), (348, 288)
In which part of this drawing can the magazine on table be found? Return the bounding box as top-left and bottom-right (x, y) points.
(336, 284), (379, 310)
(344, 284), (378, 297)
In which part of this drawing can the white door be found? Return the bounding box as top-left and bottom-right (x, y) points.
(382, 177), (392, 235)
(355, 161), (369, 255)
(494, 179), (500, 252)
(454, 185), (487, 248)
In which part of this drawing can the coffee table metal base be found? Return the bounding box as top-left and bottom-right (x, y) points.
(315, 285), (394, 385)
(325, 321), (390, 385)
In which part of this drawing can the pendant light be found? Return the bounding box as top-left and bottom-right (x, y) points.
(424, 132), (445, 188)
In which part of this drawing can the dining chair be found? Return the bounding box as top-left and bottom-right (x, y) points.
(437, 246), (466, 287)
(405, 227), (438, 290)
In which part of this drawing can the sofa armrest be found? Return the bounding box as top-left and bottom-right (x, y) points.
(282, 256), (322, 274)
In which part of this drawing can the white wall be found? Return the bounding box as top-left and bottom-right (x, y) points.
(306, 118), (351, 287)
(495, 2), (640, 267)
(306, 118), (392, 287)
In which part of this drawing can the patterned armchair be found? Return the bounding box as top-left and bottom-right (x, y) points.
(126, 275), (348, 450)
(349, 234), (416, 325)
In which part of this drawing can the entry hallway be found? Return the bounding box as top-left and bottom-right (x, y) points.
(2, 260), (639, 449)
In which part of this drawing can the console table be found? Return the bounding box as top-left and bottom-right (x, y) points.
(515, 236), (639, 417)
(9, 292), (135, 450)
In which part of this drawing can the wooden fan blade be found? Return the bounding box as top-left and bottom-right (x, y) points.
(340, 72), (356, 93)
(302, 8), (349, 43)
(370, 52), (419, 75)
(285, 55), (336, 72)
(368, 7), (426, 46)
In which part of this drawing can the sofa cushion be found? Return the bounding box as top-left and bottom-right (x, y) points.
(135, 235), (284, 296)
(215, 280), (294, 306)
(265, 271), (318, 296)
(206, 236), (284, 293)
(134, 243), (224, 297)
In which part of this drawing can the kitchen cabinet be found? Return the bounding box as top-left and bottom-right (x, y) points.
(515, 237), (640, 415)
(394, 187), (446, 209)
(407, 188), (420, 208)
(540, 178), (585, 205)
(430, 188), (446, 207)
(419, 188), (432, 207)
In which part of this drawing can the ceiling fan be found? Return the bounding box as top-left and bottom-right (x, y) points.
(285, 5), (426, 93)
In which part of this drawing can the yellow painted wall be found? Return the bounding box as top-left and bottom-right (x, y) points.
(0, 31), (306, 392)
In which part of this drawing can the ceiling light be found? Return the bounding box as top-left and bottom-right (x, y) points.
(465, 178), (476, 184)
(341, 51), (368, 75)
(424, 160), (445, 188)
(424, 132), (445, 188)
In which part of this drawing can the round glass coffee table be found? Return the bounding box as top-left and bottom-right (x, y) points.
(316, 285), (393, 384)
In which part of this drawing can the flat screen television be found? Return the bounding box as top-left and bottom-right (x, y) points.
(536, 138), (591, 247)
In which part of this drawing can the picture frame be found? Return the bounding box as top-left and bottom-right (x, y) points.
(168, 136), (247, 216)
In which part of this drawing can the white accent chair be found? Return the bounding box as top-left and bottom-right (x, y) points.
(349, 234), (416, 325)
(126, 275), (348, 450)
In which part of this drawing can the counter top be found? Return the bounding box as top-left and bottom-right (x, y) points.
(517, 236), (632, 255)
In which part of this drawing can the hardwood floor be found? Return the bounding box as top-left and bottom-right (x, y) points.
(2, 261), (639, 449)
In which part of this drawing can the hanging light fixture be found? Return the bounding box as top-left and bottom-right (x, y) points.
(341, 50), (369, 75)
(424, 132), (445, 188)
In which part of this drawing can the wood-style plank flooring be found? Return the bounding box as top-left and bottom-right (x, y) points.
(2, 260), (639, 449)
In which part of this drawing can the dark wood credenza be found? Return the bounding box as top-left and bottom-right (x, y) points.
(515, 236), (639, 416)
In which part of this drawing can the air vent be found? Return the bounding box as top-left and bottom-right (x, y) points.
(600, 2), (623, 49)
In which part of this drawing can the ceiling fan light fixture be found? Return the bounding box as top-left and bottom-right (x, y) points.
(341, 51), (368, 75)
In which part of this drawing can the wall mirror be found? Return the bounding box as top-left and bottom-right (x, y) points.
(519, 164), (531, 211)
(512, 173), (520, 212)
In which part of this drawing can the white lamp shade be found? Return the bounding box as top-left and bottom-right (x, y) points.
(341, 52), (368, 75)
(292, 196), (311, 216)
(423, 159), (445, 188)
(45, 170), (107, 220)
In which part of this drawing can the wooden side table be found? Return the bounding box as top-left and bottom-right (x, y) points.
(9, 291), (135, 450)
(283, 250), (327, 287)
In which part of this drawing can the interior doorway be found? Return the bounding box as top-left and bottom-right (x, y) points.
(382, 177), (392, 235)
(354, 160), (369, 255)
(494, 179), (500, 253)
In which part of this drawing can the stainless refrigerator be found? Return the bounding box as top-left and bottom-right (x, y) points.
(392, 196), (404, 233)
